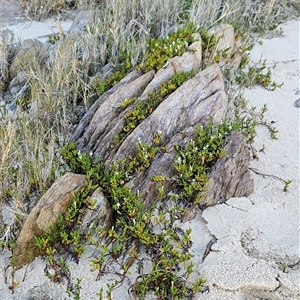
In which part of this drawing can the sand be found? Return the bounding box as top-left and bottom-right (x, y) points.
(0, 12), (299, 300)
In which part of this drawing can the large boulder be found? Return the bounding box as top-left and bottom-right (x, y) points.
(13, 173), (87, 270)
(70, 60), (252, 210)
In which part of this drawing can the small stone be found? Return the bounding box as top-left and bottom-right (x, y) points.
(293, 98), (300, 108)
(76, 187), (113, 239)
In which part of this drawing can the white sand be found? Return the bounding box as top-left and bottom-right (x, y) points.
(2, 19), (72, 42)
(0, 18), (299, 300)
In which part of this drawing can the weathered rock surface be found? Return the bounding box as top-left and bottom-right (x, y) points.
(9, 39), (48, 79)
(111, 63), (226, 163)
(74, 70), (155, 155)
(208, 23), (242, 69)
(71, 69), (148, 143)
(13, 172), (87, 270)
(201, 131), (254, 207)
(72, 58), (252, 209)
(76, 187), (113, 238)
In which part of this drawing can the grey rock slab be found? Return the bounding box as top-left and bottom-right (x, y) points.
(112, 63), (227, 163)
(74, 70), (155, 153)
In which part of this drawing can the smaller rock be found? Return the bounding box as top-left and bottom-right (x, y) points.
(208, 24), (235, 58)
(9, 39), (49, 79)
(293, 98), (300, 108)
(8, 71), (29, 99)
(208, 23), (242, 68)
(68, 10), (101, 38)
(76, 187), (113, 240)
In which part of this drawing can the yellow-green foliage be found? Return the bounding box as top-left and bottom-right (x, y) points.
(94, 24), (196, 97)
(141, 24), (196, 72)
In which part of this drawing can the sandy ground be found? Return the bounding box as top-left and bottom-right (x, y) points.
(0, 0), (72, 42)
(0, 9), (299, 300)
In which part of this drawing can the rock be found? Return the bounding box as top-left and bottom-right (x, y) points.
(69, 30), (252, 210)
(201, 131), (254, 207)
(73, 63), (231, 209)
(208, 24), (235, 58)
(76, 187), (113, 239)
(8, 71), (29, 99)
(63, 10), (106, 76)
(89, 62), (114, 87)
(72, 69), (143, 143)
(230, 37), (243, 69)
(67, 10), (102, 38)
(13, 173), (87, 270)
(112, 63), (227, 164)
(73, 70), (155, 154)
(9, 39), (49, 79)
(208, 23), (242, 69)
